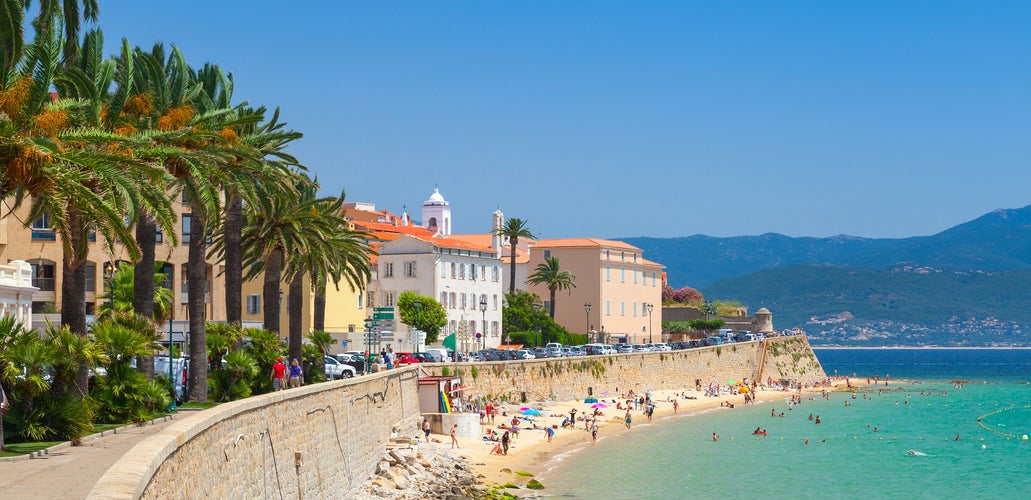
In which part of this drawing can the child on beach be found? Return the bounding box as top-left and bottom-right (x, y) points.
(624, 410), (632, 429)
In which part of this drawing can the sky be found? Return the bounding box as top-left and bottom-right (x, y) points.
(88, 1), (1031, 239)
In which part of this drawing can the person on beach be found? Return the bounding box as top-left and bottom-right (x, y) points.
(591, 422), (599, 442)
(815, 415), (821, 424)
(270, 357), (287, 391)
(673, 399), (679, 415)
(501, 431), (510, 455)
(288, 358), (303, 388)
(546, 425), (555, 442)
(625, 410), (632, 429)
(422, 418), (431, 443)
(451, 424), (459, 449)
(712, 432), (719, 441)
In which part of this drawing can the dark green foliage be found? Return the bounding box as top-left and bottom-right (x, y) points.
(208, 350), (258, 402)
(502, 291), (570, 345)
(243, 327), (287, 395)
(92, 364), (168, 424)
(398, 292), (447, 344)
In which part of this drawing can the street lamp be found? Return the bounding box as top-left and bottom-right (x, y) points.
(363, 316), (374, 374)
(103, 261), (114, 317)
(584, 302), (591, 342)
(167, 304), (177, 412)
(646, 302), (654, 344)
(533, 302), (542, 347)
(479, 297), (488, 350)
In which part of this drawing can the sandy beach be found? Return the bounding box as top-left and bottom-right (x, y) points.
(420, 379), (859, 492)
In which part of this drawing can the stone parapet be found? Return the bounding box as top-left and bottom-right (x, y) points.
(422, 336), (826, 402)
(88, 367), (421, 500)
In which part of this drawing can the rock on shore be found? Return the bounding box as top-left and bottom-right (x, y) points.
(351, 437), (484, 500)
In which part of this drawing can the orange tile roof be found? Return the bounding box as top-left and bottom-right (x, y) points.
(532, 238), (642, 251)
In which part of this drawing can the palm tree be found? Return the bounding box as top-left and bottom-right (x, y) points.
(525, 256), (576, 319)
(246, 177), (371, 362)
(495, 217), (535, 294)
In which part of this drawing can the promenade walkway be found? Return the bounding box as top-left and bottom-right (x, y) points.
(0, 413), (184, 500)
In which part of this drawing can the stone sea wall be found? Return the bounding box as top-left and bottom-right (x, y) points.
(88, 368), (422, 500)
(421, 336), (827, 402)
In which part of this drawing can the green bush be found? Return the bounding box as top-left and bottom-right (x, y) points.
(208, 350), (259, 402)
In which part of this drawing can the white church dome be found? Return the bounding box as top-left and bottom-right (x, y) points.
(425, 188), (448, 206)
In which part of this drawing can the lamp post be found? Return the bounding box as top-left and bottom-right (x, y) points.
(533, 302), (542, 347)
(646, 302), (654, 344)
(584, 302), (591, 342)
(363, 316), (374, 374)
(103, 262), (114, 317)
(479, 297), (488, 350)
(167, 304), (177, 412)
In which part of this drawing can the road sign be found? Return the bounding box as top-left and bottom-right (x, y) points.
(373, 307), (393, 312)
(373, 312), (394, 320)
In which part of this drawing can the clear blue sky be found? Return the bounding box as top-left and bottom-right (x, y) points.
(93, 1), (1031, 239)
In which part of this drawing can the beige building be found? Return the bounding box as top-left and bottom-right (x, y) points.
(526, 238), (664, 344)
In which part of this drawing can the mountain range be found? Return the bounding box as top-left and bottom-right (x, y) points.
(618, 205), (1031, 346)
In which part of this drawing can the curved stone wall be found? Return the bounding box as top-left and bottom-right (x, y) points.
(421, 336), (826, 402)
(88, 368), (421, 499)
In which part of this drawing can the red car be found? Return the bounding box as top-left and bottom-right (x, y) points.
(393, 352), (421, 365)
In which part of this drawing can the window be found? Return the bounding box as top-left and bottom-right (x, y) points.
(246, 294), (261, 314)
(544, 250), (551, 259)
(155, 225), (163, 243)
(621, 251), (625, 261)
(85, 262), (97, 292)
(31, 215), (55, 241)
(182, 214), (191, 244)
(480, 265), (486, 281)
(158, 263), (174, 291)
(621, 301), (625, 316)
(404, 261), (416, 278)
(632, 302), (637, 317)
(492, 321), (499, 337)
(620, 268), (625, 283)
(451, 263), (456, 279)
(459, 263), (465, 279)
(450, 292), (457, 309)
(633, 270), (638, 284)
(493, 294), (498, 310)
(357, 293), (363, 309)
(492, 266), (499, 282)
(384, 292), (395, 306)
(605, 250), (610, 259)
(606, 266), (611, 281)
(606, 301), (611, 316)
(441, 264), (447, 278)
(652, 272), (657, 286)
(642, 270), (647, 284)
(470, 264), (477, 280)
(461, 293), (468, 309)
(383, 262), (394, 278)
(440, 292), (447, 308)
(30, 260), (56, 291)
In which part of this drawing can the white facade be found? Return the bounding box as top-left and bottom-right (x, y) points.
(373, 234), (503, 352)
(0, 260), (38, 328)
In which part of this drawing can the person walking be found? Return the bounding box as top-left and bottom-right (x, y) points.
(501, 430), (510, 455)
(270, 357), (287, 391)
(450, 424), (459, 449)
(288, 358), (303, 388)
(624, 409), (632, 430)
(422, 418), (431, 443)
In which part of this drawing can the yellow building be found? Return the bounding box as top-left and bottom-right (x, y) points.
(526, 238), (664, 344)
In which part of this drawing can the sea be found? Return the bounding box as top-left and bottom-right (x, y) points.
(538, 348), (1031, 499)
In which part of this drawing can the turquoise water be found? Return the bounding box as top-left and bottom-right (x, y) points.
(541, 350), (1031, 499)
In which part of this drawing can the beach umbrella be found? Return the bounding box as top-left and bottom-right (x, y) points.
(449, 385), (470, 394)
(726, 380), (738, 385)
(591, 403), (608, 408)
(520, 407), (531, 411)
(522, 409), (543, 416)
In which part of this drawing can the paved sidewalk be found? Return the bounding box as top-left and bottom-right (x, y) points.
(0, 415), (181, 500)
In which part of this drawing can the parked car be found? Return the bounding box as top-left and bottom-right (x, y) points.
(546, 346), (563, 357)
(654, 343), (672, 351)
(323, 356), (357, 379)
(333, 353), (366, 374)
(393, 352), (421, 365)
(568, 346), (585, 356)
(616, 343), (633, 353)
(515, 349), (536, 359)
(532, 347), (550, 358)
(545, 342), (563, 350)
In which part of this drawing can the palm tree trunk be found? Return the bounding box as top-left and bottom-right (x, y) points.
(60, 212), (89, 399)
(223, 190), (243, 326)
(509, 242), (517, 294)
(549, 288), (557, 319)
(263, 248), (283, 335)
(134, 212), (156, 379)
(288, 270), (304, 364)
(313, 287), (326, 332)
(186, 204), (208, 403)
